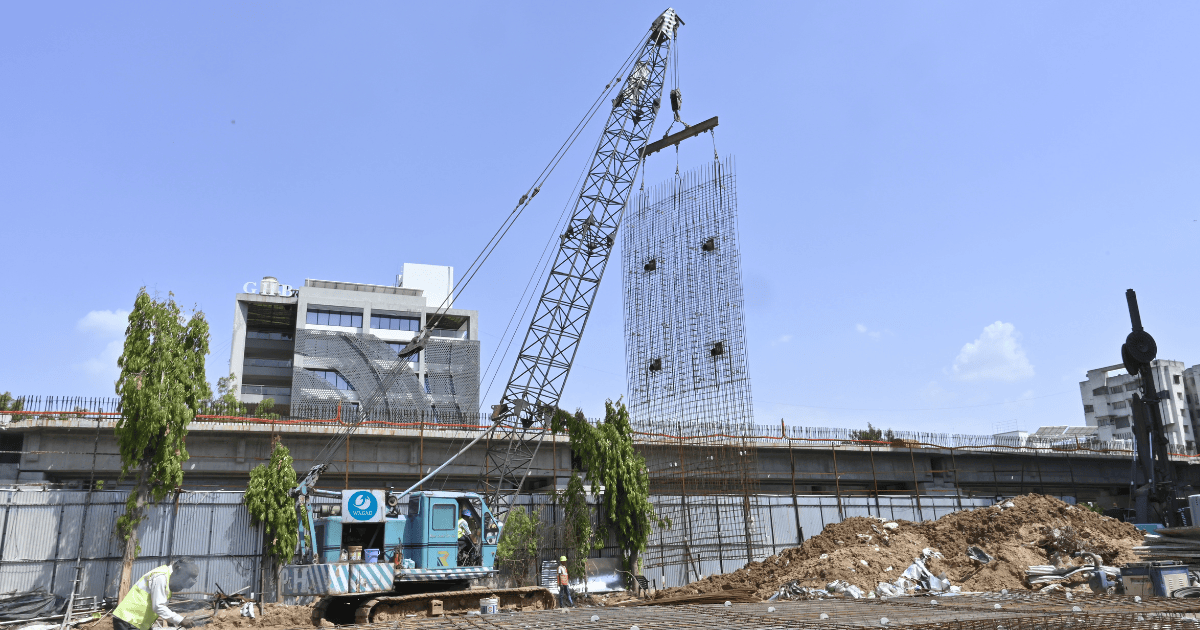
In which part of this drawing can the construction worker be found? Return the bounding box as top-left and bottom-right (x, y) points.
(457, 508), (474, 561)
(557, 556), (573, 608)
(112, 557), (200, 630)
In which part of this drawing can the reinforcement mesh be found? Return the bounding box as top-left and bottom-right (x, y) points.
(621, 156), (763, 582)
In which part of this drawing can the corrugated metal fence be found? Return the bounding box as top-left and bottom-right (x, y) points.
(0, 490), (1005, 598)
(0, 491), (261, 599)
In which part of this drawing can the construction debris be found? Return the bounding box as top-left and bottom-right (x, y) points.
(654, 494), (1143, 600)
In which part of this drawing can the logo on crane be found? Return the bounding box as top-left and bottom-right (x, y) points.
(346, 490), (379, 521)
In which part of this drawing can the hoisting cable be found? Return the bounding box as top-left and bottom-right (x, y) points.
(417, 27), (653, 335)
(387, 27), (661, 487)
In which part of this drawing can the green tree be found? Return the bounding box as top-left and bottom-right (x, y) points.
(495, 505), (541, 586)
(850, 423), (884, 442)
(0, 392), (25, 422)
(255, 397), (280, 420)
(114, 289), (210, 598)
(216, 372), (245, 416)
(245, 440), (299, 562)
(555, 471), (598, 589)
(552, 399), (665, 580)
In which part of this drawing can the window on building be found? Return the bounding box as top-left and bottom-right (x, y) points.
(371, 314), (421, 331)
(385, 343), (420, 363)
(1110, 386), (1124, 394)
(241, 385), (291, 397)
(1175, 375), (1182, 384)
(308, 369), (354, 390)
(244, 358), (292, 368)
(1084, 404), (1094, 413)
(1092, 387), (1106, 396)
(1179, 392), (1184, 401)
(1112, 401), (1127, 409)
(305, 308), (362, 328)
(246, 331), (294, 341)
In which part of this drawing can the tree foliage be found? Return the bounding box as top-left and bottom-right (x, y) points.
(555, 471), (599, 586)
(256, 397), (280, 420)
(850, 423), (896, 443)
(552, 399), (665, 576)
(495, 505), (541, 586)
(113, 289), (210, 595)
(0, 392), (26, 421)
(245, 440), (299, 563)
(215, 372), (246, 415)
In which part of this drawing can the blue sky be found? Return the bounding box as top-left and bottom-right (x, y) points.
(3, 2), (1199, 435)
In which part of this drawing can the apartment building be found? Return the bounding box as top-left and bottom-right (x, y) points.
(1079, 360), (1191, 449)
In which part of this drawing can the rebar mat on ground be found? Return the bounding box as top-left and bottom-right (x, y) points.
(320, 597), (1200, 629)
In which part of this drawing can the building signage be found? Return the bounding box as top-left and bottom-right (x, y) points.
(341, 489), (386, 523)
(242, 279), (295, 297)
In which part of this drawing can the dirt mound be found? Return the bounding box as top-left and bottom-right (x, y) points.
(659, 494), (1143, 599)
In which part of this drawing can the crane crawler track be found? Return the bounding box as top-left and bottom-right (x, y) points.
(350, 586), (556, 623)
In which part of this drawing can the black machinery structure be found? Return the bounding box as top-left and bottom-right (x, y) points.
(1122, 289), (1186, 525)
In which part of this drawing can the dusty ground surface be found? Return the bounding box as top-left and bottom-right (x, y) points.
(658, 494), (1144, 600)
(76, 603), (314, 630)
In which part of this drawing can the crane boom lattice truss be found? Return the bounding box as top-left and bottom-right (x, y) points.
(483, 10), (680, 519)
(622, 158), (764, 580)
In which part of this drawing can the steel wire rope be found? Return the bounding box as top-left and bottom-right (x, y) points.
(433, 78), (630, 488)
(305, 34), (653, 473)
(421, 29), (652, 327)
(413, 32), (664, 490)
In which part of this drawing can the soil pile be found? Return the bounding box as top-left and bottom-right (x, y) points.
(659, 494), (1143, 599)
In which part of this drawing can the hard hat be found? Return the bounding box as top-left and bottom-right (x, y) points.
(560, 556), (567, 562)
(462, 508), (472, 517)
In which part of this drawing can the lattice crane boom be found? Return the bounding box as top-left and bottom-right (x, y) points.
(482, 8), (682, 520)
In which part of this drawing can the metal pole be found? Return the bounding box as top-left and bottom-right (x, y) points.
(831, 443), (845, 520)
(867, 441), (881, 517)
(908, 446), (924, 521)
(949, 447), (963, 511)
(786, 422), (802, 544)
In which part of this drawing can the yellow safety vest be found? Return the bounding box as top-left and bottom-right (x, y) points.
(113, 565), (172, 630)
(457, 518), (469, 539)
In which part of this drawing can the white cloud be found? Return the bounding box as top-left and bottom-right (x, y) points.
(76, 310), (129, 338)
(921, 380), (952, 402)
(80, 339), (124, 378)
(855, 323), (881, 340)
(76, 310), (130, 386)
(950, 321), (1035, 382)
(772, 334), (793, 346)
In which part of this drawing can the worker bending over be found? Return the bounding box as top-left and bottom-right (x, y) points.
(113, 557), (201, 630)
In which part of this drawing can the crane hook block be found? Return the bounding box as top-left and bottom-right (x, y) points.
(670, 89), (682, 113)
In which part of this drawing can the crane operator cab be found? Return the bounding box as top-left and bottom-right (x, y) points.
(304, 490), (499, 574)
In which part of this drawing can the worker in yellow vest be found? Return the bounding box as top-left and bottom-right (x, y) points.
(112, 558), (200, 630)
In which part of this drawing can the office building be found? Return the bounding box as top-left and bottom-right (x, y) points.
(229, 263), (479, 421)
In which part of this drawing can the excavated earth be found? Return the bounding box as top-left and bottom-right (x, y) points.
(658, 494), (1144, 600)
